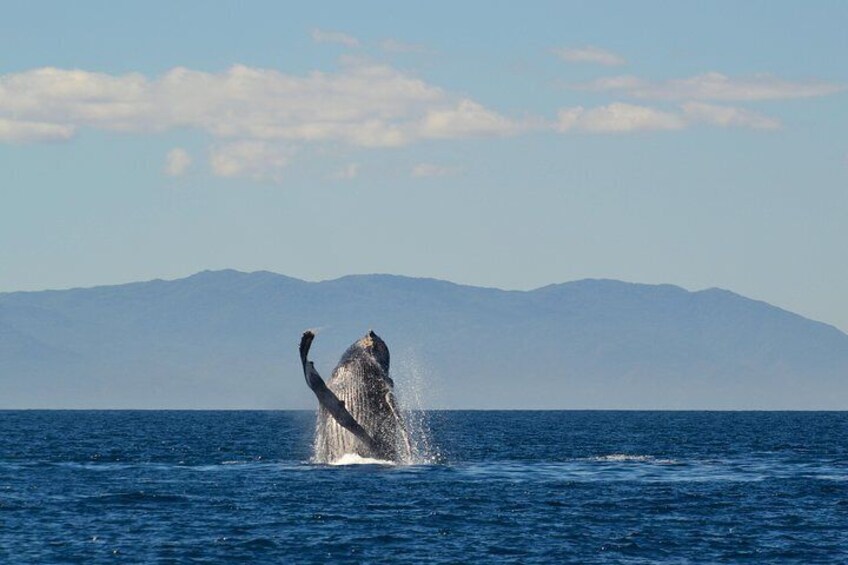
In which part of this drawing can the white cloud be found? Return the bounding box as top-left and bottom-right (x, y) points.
(0, 63), (529, 179)
(331, 163), (360, 180)
(311, 28), (360, 48)
(419, 99), (521, 139)
(556, 102), (781, 133)
(557, 103), (685, 133)
(380, 38), (430, 54)
(209, 141), (293, 182)
(0, 68), (150, 131)
(164, 147), (192, 176)
(575, 72), (844, 101)
(0, 63), (518, 150)
(681, 102), (781, 130)
(552, 46), (625, 66)
(0, 117), (75, 142)
(411, 163), (459, 177)
(0, 63), (824, 176)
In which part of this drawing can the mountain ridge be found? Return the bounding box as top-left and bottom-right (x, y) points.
(1, 270), (846, 410)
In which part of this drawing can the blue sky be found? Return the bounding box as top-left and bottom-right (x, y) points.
(1, 1), (847, 331)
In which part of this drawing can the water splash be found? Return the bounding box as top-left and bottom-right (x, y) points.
(329, 454), (396, 466)
(392, 348), (440, 465)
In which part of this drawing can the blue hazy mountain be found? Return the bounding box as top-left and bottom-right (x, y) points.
(1, 270), (846, 409)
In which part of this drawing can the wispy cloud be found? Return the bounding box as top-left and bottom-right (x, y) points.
(164, 147), (192, 176)
(575, 72), (844, 101)
(556, 102), (781, 133)
(331, 163), (360, 180)
(310, 28), (360, 48)
(411, 163), (460, 177)
(0, 117), (74, 142)
(557, 103), (684, 133)
(380, 38), (430, 54)
(419, 99), (522, 139)
(210, 141), (293, 182)
(552, 46), (625, 67)
(681, 102), (780, 130)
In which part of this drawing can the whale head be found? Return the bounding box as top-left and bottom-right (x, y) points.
(357, 329), (390, 374)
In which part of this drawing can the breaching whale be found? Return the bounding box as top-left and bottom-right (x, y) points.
(299, 330), (412, 463)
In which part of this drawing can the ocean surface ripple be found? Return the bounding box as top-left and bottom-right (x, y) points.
(1, 411), (846, 563)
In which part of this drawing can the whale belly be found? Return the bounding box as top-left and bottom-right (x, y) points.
(313, 363), (402, 462)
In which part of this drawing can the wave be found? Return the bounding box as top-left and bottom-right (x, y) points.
(82, 491), (190, 505)
(589, 454), (680, 464)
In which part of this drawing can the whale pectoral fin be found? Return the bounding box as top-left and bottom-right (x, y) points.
(299, 330), (315, 366)
(299, 331), (379, 453)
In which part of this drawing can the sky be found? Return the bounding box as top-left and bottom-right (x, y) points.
(1, 1), (847, 331)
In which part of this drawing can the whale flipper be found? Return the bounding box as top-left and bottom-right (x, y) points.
(299, 331), (379, 454)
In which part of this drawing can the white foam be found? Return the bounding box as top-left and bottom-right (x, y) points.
(592, 454), (678, 464)
(596, 454), (653, 462)
(329, 453), (396, 466)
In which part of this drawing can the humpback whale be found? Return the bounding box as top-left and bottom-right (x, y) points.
(300, 330), (412, 463)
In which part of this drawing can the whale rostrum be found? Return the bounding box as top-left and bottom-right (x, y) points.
(300, 330), (412, 463)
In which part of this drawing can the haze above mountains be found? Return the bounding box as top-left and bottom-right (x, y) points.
(1, 270), (846, 410)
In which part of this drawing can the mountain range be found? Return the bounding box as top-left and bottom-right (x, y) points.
(1, 270), (846, 409)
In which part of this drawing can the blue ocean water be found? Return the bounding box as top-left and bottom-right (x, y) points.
(1, 411), (847, 563)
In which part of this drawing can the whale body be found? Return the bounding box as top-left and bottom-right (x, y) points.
(300, 330), (411, 463)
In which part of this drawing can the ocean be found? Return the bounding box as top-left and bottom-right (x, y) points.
(1, 411), (846, 563)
